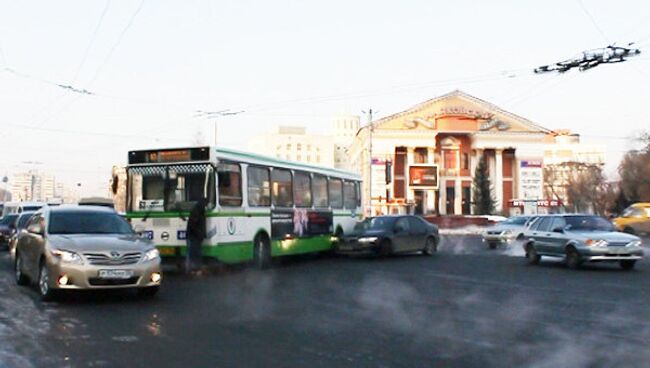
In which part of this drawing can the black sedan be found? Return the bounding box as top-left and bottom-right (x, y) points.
(337, 215), (439, 256)
(0, 214), (19, 248)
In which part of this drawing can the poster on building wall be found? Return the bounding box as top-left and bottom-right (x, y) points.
(519, 159), (543, 200)
(408, 165), (439, 188)
(371, 158), (386, 199)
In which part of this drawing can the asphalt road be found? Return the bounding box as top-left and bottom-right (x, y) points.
(2, 236), (650, 368)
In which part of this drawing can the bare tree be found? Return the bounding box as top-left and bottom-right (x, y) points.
(545, 161), (609, 214)
(618, 132), (650, 203)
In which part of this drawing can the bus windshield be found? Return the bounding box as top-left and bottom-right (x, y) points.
(128, 164), (215, 212)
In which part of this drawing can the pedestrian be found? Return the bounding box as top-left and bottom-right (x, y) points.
(186, 197), (207, 275)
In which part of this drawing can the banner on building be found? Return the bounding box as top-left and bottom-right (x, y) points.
(519, 159), (543, 200)
(408, 165), (439, 189)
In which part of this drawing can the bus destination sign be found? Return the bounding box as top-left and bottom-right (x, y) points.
(128, 147), (210, 164)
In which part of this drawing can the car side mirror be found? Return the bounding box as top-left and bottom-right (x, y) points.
(28, 224), (44, 236)
(552, 227), (564, 233)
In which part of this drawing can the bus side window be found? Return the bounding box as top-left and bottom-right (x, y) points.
(343, 181), (356, 209)
(329, 178), (343, 209)
(271, 168), (293, 207)
(293, 171), (312, 208)
(247, 166), (271, 207)
(312, 175), (328, 208)
(217, 163), (242, 207)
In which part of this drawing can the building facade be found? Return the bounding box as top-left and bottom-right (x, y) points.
(543, 131), (606, 209)
(348, 90), (556, 216)
(248, 126), (336, 168)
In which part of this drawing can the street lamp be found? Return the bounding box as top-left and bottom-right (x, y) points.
(194, 109), (245, 145)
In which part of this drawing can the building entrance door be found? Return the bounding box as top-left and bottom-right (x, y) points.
(446, 187), (455, 215)
(414, 190), (424, 215)
(462, 187), (471, 214)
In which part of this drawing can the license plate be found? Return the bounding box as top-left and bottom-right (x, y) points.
(159, 247), (176, 256)
(98, 270), (134, 279)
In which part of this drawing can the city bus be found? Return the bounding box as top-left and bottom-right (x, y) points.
(125, 146), (362, 268)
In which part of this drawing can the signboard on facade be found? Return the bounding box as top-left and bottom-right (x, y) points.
(408, 165), (439, 188)
(371, 158), (386, 199)
(518, 159), (543, 200)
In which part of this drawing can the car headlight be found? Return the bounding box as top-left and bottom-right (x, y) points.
(143, 248), (160, 262)
(626, 240), (642, 248)
(585, 239), (608, 247)
(51, 249), (84, 265)
(358, 237), (378, 243)
(501, 230), (514, 237)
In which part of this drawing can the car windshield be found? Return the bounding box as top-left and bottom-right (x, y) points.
(0, 215), (18, 226)
(16, 213), (35, 229)
(354, 217), (397, 231)
(503, 216), (529, 225)
(565, 216), (615, 232)
(48, 211), (134, 235)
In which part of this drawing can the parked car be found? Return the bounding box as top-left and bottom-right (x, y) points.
(336, 215), (439, 256)
(8, 211), (36, 260)
(14, 206), (162, 300)
(0, 214), (19, 249)
(78, 197), (115, 209)
(482, 215), (535, 249)
(523, 214), (643, 270)
(612, 203), (650, 236)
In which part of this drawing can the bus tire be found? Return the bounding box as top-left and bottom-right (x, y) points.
(254, 234), (271, 270)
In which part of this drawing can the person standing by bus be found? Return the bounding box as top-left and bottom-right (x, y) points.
(186, 197), (207, 275)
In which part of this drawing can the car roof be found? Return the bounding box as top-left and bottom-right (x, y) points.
(47, 205), (117, 214)
(631, 203), (650, 208)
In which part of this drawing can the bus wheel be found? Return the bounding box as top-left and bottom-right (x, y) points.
(254, 235), (271, 270)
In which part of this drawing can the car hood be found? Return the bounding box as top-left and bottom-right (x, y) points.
(486, 224), (524, 232)
(345, 229), (390, 239)
(48, 234), (153, 253)
(567, 231), (640, 242)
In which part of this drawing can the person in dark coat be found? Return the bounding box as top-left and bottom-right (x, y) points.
(186, 198), (207, 274)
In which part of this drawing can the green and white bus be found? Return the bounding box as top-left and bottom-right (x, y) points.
(126, 146), (362, 268)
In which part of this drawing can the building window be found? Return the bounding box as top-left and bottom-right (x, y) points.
(462, 153), (470, 170)
(286, 144), (291, 151)
(297, 143), (301, 151)
(414, 147), (428, 164)
(444, 150), (457, 169)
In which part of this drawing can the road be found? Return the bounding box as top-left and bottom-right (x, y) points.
(2, 236), (650, 368)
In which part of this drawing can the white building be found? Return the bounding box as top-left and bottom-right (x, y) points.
(248, 126), (336, 168)
(331, 115), (360, 170)
(10, 170), (55, 202)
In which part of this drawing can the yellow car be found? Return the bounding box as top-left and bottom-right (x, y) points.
(613, 203), (650, 236)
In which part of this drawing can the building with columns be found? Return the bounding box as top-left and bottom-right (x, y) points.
(348, 90), (556, 216)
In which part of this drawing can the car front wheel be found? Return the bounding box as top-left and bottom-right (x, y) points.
(423, 237), (437, 256)
(565, 247), (581, 270)
(525, 244), (540, 265)
(15, 253), (29, 286)
(620, 260), (636, 270)
(38, 262), (57, 301)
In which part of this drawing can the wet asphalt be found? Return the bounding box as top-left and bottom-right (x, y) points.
(2, 236), (650, 368)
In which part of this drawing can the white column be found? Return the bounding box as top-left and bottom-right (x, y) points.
(470, 149), (482, 214)
(439, 183), (446, 215)
(426, 190), (436, 214)
(427, 147), (435, 164)
(406, 147), (415, 203)
(495, 149), (504, 213)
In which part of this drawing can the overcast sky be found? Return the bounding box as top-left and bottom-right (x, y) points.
(1, 0), (649, 196)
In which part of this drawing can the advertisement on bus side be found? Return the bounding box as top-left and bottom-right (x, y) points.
(271, 209), (333, 240)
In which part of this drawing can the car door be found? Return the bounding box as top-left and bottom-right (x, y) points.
(546, 217), (568, 254)
(530, 217), (553, 254)
(392, 217), (411, 253)
(24, 214), (45, 277)
(407, 216), (428, 251)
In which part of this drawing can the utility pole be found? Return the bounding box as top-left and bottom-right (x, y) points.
(362, 108), (374, 216)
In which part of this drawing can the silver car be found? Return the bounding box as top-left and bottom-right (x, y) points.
(523, 214), (644, 270)
(14, 206), (162, 300)
(482, 216), (535, 249)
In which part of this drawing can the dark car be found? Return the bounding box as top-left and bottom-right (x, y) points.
(8, 211), (36, 259)
(337, 215), (439, 256)
(0, 214), (19, 248)
(523, 214), (643, 270)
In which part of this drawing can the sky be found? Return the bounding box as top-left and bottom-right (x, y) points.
(0, 0), (649, 197)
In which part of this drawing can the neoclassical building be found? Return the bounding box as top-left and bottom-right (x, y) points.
(348, 90), (555, 216)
